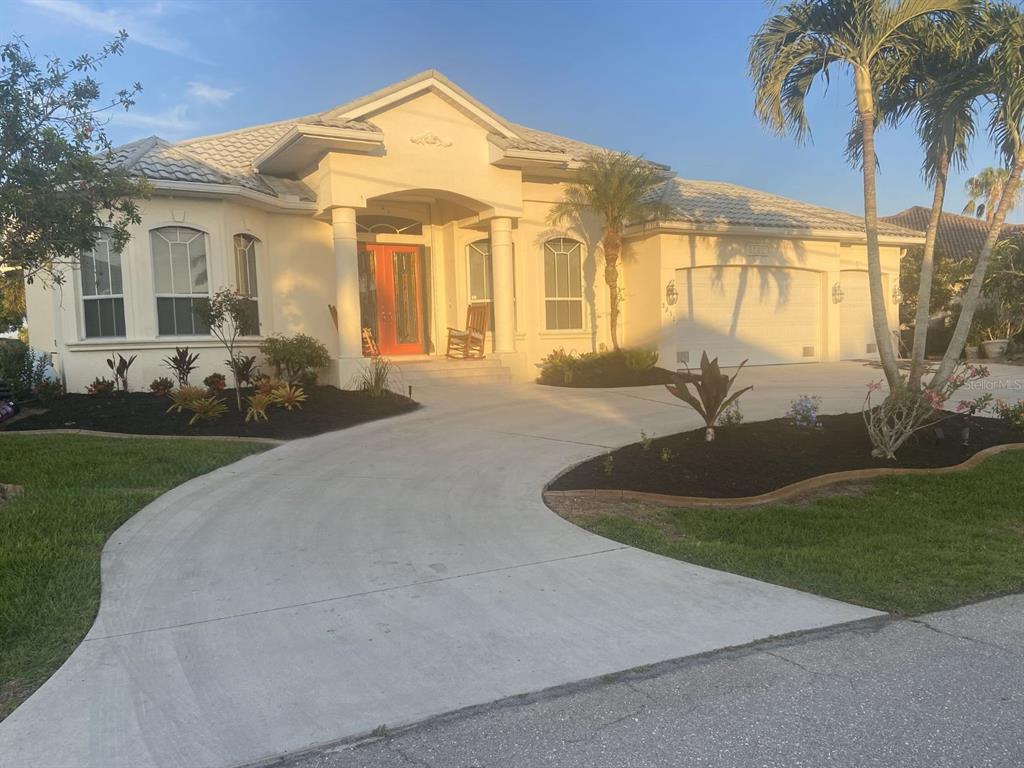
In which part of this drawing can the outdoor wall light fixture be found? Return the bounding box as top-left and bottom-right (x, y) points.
(832, 282), (845, 303)
(665, 279), (679, 305)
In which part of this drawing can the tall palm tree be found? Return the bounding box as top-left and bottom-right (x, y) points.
(865, 13), (985, 389)
(962, 166), (1020, 222)
(934, 1), (1024, 384)
(749, 0), (970, 391)
(548, 151), (670, 350)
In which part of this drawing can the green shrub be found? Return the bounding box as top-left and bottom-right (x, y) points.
(356, 356), (395, 397)
(623, 347), (659, 371)
(33, 380), (63, 402)
(150, 377), (174, 396)
(260, 333), (330, 384)
(995, 399), (1024, 431)
(0, 340), (49, 401)
(204, 372), (226, 392)
(86, 377), (114, 396)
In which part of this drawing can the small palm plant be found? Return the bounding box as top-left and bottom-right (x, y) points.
(665, 352), (753, 443)
(166, 385), (207, 413)
(548, 151), (670, 350)
(271, 383), (307, 411)
(185, 396), (227, 426)
(245, 393), (274, 422)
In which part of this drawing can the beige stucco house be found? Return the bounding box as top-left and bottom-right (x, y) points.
(25, 70), (922, 392)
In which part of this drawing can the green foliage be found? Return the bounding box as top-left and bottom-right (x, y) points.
(270, 382), (307, 411)
(664, 352), (753, 442)
(227, 354), (259, 386)
(356, 356), (394, 398)
(982, 235), (1024, 341)
(899, 245), (969, 326)
(716, 401), (744, 428)
(195, 288), (259, 411)
(104, 352), (135, 393)
(203, 372), (226, 392)
(245, 393), (273, 423)
(184, 396), (227, 426)
(163, 347), (199, 386)
(0, 33), (148, 278)
(32, 379), (62, 402)
(260, 333), (330, 384)
(623, 346), (659, 372)
(0, 340), (48, 400)
(994, 399), (1024, 430)
(86, 377), (113, 397)
(165, 385), (206, 413)
(149, 377), (173, 396)
(0, 270), (26, 334)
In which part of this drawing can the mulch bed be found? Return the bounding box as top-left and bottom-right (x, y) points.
(549, 412), (1024, 498)
(2, 386), (418, 440)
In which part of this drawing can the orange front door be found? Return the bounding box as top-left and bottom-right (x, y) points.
(360, 244), (425, 355)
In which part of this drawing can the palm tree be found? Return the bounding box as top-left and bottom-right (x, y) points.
(865, 13), (985, 389)
(962, 167), (1020, 222)
(934, 1), (1024, 384)
(749, 0), (970, 390)
(548, 151), (670, 350)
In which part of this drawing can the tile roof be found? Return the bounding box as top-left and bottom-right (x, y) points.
(651, 178), (923, 238)
(880, 206), (1024, 260)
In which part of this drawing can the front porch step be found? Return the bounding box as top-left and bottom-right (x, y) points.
(391, 357), (512, 385)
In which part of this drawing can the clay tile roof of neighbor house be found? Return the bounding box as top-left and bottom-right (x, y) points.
(880, 206), (1024, 260)
(651, 178), (922, 237)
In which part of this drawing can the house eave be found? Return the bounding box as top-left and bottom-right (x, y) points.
(147, 179), (317, 213)
(253, 124), (384, 176)
(625, 219), (925, 246)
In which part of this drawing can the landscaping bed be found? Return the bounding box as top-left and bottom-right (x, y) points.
(549, 412), (1024, 498)
(3, 386), (418, 440)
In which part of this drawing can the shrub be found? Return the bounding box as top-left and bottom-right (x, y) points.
(166, 385), (207, 413)
(537, 348), (581, 385)
(150, 377), (174, 397)
(356, 356), (394, 397)
(105, 352), (136, 393)
(717, 401), (744, 427)
(253, 375), (283, 396)
(204, 372), (226, 392)
(623, 347), (659, 372)
(163, 347), (199, 386)
(260, 334), (330, 384)
(245, 393), (274, 423)
(185, 396), (227, 425)
(787, 394), (822, 429)
(271, 383), (307, 411)
(227, 354), (259, 386)
(0, 340), (50, 401)
(994, 399), (1024, 431)
(33, 380), (63, 402)
(664, 352), (753, 442)
(87, 377), (114, 396)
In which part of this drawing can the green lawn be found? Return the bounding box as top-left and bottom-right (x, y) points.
(0, 434), (268, 720)
(560, 451), (1024, 616)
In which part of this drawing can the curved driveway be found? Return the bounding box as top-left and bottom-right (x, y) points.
(0, 363), (918, 768)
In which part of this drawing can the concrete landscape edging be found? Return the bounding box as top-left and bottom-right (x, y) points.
(544, 442), (1024, 509)
(0, 428), (286, 445)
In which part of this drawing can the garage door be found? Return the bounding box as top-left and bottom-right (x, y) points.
(674, 266), (822, 367)
(839, 270), (884, 359)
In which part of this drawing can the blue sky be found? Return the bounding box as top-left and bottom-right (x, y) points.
(7, 0), (1021, 222)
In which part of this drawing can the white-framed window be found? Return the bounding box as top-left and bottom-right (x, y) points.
(81, 232), (126, 338)
(543, 238), (583, 330)
(233, 233), (260, 336)
(467, 239), (494, 331)
(150, 226), (210, 336)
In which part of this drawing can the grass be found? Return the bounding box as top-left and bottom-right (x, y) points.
(0, 434), (268, 720)
(559, 451), (1024, 616)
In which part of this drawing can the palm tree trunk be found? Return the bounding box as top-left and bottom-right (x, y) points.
(855, 66), (901, 391)
(933, 155), (1024, 386)
(603, 231), (622, 351)
(908, 153), (950, 390)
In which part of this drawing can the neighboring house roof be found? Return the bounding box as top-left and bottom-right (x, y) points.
(648, 178), (923, 238)
(880, 206), (1024, 259)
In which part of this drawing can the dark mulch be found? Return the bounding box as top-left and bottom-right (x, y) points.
(549, 412), (1024, 498)
(2, 386), (419, 440)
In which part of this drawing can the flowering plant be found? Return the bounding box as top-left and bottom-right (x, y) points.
(787, 394), (822, 429)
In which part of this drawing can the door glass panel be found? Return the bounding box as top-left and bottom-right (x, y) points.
(392, 251), (419, 344)
(358, 249), (378, 343)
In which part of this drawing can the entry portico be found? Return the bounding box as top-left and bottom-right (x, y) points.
(24, 70), (922, 392)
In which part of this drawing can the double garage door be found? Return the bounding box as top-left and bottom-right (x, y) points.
(673, 267), (882, 367)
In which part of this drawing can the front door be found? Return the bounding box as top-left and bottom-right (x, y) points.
(359, 244), (426, 355)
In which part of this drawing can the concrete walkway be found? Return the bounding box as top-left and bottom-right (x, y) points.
(1, 362), (1019, 768)
(287, 595), (1024, 768)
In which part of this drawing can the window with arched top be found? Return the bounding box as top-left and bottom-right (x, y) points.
(543, 238), (583, 330)
(233, 234), (260, 336)
(356, 215), (422, 235)
(150, 226), (210, 336)
(81, 231), (126, 338)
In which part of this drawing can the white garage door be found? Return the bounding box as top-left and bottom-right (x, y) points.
(674, 266), (822, 367)
(839, 270), (884, 359)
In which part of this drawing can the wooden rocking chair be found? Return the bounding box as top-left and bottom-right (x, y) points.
(447, 303), (490, 359)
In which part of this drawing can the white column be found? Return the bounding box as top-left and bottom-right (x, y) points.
(331, 206), (363, 360)
(490, 216), (515, 354)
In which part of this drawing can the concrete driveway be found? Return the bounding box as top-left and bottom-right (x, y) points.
(2, 362), (1019, 768)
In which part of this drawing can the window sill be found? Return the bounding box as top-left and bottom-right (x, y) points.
(65, 337), (265, 352)
(538, 330), (590, 339)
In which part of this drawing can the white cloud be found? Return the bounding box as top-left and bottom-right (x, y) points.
(21, 0), (210, 62)
(187, 81), (236, 105)
(108, 104), (196, 138)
